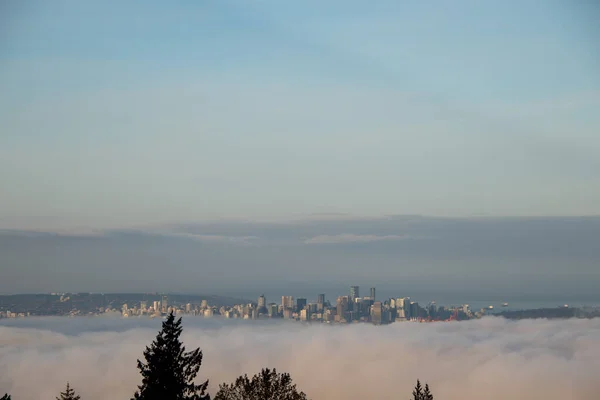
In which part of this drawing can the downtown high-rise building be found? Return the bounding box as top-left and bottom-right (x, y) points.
(258, 294), (266, 308)
(161, 295), (168, 313)
(350, 286), (359, 301)
(336, 296), (350, 322)
(296, 298), (307, 312)
(317, 294), (325, 305)
(268, 303), (278, 317)
(396, 297), (410, 309)
(370, 287), (376, 300)
(281, 296), (294, 310)
(396, 297), (410, 320)
(371, 301), (384, 325)
(409, 301), (419, 320)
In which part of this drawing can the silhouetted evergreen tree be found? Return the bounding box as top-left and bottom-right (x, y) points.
(56, 382), (81, 400)
(214, 368), (308, 400)
(423, 383), (433, 400)
(411, 380), (433, 400)
(1, 394), (11, 400)
(412, 380), (423, 400)
(132, 311), (210, 400)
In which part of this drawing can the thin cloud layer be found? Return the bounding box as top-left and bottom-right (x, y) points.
(2, 216), (600, 296)
(0, 317), (598, 399)
(304, 233), (414, 244)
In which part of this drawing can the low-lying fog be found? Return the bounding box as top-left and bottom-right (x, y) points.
(0, 316), (598, 399)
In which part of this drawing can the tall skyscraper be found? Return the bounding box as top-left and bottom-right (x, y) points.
(350, 286), (360, 301)
(410, 301), (419, 320)
(317, 294), (325, 305)
(258, 294), (266, 308)
(371, 301), (384, 325)
(268, 303), (278, 317)
(296, 298), (307, 312)
(336, 296), (349, 322)
(396, 297), (410, 310)
(370, 287), (376, 300)
(161, 295), (168, 313)
(353, 297), (363, 320)
(281, 296), (294, 310)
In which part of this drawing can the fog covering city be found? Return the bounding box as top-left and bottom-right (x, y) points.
(0, 316), (598, 399)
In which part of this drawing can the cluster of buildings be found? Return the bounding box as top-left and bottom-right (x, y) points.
(0, 311), (29, 318)
(121, 286), (482, 324)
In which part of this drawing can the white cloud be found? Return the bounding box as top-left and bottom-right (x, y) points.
(1, 317), (598, 399)
(158, 233), (260, 245)
(304, 233), (414, 244)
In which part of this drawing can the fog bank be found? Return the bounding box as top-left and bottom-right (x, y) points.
(0, 317), (598, 399)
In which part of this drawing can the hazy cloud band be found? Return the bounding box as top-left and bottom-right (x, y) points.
(0, 317), (598, 399)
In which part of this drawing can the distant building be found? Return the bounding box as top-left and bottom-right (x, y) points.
(352, 298), (363, 320)
(396, 297), (410, 320)
(296, 298), (307, 312)
(258, 294), (266, 308)
(350, 286), (360, 302)
(336, 296), (350, 322)
(396, 297), (409, 309)
(300, 309), (310, 321)
(161, 295), (168, 313)
(267, 303), (279, 317)
(317, 294), (325, 305)
(370, 287), (376, 301)
(257, 294), (267, 314)
(410, 302), (419, 320)
(371, 302), (384, 324)
(282, 296), (294, 310)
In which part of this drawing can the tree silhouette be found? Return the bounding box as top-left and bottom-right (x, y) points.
(1, 394), (11, 400)
(412, 380), (423, 400)
(56, 382), (81, 400)
(423, 383), (433, 400)
(411, 380), (433, 400)
(214, 368), (308, 400)
(132, 311), (210, 400)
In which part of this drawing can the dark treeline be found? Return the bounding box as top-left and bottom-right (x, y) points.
(1, 312), (434, 399)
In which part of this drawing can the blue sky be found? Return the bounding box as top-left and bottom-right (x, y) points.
(1, 0), (599, 229)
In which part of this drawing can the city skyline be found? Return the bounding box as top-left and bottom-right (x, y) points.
(3, 286), (593, 323)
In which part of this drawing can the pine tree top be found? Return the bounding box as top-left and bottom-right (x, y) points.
(412, 380), (433, 400)
(56, 382), (81, 400)
(132, 311), (209, 400)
